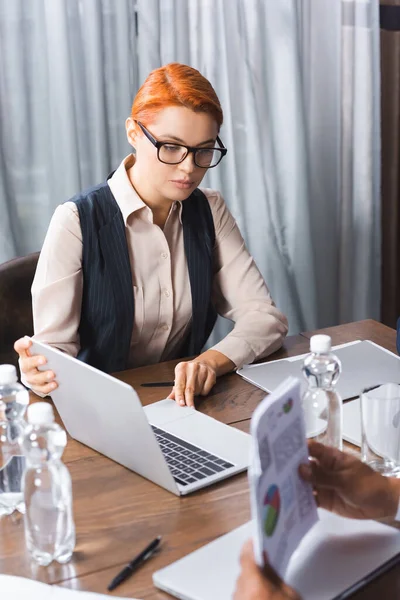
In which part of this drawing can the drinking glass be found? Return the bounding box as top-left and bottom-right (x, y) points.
(361, 383), (400, 477)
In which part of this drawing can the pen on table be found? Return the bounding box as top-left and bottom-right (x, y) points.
(107, 535), (162, 592)
(140, 381), (174, 388)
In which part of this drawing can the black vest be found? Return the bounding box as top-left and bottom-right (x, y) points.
(70, 181), (217, 373)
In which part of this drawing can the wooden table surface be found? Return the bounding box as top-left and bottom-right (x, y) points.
(1, 319), (399, 599)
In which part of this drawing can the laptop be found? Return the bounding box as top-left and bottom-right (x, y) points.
(237, 340), (400, 400)
(153, 510), (400, 600)
(30, 341), (250, 496)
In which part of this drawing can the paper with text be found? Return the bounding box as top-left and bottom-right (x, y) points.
(0, 575), (140, 600)
(249, 376), (318, 577)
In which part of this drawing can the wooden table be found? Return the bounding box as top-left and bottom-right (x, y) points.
(1, 319), (400, 599)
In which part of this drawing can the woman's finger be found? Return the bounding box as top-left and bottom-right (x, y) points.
(173, 363), (187, 406)
(14, 336), (33, 359)
(201, 368), (216, 396)
(20, 354), (47, 374)
(31, 381), (58, 396)
(173, 361), (216, 406)
(183, 363), (200, 408)
(25, 370), (56, 387)
(195, 364), (209, 393)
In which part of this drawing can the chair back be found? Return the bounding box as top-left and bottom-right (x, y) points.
(0, 252), (40, 369)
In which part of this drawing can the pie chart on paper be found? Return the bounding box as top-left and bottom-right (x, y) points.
(263, 484), (281, 537)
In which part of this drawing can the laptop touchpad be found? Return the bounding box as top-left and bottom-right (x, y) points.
(144, 399), (196, 426)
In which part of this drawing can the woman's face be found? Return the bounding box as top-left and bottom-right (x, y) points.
(126, 106), (219, 203)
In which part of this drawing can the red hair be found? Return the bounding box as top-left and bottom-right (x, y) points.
(131, 63), (223, 130)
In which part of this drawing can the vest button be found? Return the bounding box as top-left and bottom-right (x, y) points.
(161, 324), (169, 332)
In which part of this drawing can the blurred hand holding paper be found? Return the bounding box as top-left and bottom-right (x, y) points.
(249, 376), (319, 576)
(153, 376), (400, 598)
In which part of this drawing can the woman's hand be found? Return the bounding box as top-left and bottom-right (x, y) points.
(168, 349), (235, 408)
(168, 359), (217, 408)
(14, 337), (58, 396)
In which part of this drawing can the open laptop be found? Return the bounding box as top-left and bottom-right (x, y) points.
(237, 340), (400, 400)
(30, 341), (250, 496)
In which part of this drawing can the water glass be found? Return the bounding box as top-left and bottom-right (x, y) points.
(361, 383), (400, 477)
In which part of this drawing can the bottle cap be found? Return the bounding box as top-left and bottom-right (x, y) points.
(310, 334), (332, 353)
(27, 402), (55, 425)
(0, 364), (18, 385)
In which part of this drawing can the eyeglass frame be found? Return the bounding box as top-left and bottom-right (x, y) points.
(135, 120), (227, 168)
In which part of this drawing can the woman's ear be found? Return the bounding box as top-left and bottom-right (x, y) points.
(126, 117), (138, 147)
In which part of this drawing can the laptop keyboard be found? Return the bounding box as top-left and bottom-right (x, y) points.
(151, 426), (234, 487)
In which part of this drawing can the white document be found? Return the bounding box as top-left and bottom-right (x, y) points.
(237, 340), (400, 401)
(0, 575), (140, 600)
(249, 376), (318, 576)
(342, 398), (362, 446)
(153, 510), (400, 600)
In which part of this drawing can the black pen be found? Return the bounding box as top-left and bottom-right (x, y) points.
(107, 536), (162, 591)
(140, 381), (174, 388)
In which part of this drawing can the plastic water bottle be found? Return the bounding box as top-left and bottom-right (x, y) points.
(302, 335), (343, 450)
(23, 402), (75, 566)
(0, 364), (29, 516)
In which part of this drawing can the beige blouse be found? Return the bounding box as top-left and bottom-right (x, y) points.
(31, 155), (288, 369)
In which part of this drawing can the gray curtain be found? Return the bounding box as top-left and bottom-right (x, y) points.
(0, 0), (381, 339)
(0, 0), (136, 260)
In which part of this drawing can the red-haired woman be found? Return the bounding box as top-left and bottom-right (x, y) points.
(15, 63), (288, 407)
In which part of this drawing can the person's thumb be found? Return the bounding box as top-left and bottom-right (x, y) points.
(14, 336), (32, 358)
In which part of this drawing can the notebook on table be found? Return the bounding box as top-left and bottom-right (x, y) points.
(153, 509), (400, 600)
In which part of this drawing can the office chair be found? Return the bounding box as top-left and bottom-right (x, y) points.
(0, 252), (40, 369)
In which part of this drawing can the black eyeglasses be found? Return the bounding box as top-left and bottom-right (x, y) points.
(136, 121), (227, 168)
